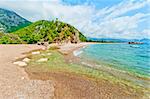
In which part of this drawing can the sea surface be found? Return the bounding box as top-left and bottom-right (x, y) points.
(75, 43), (150, 79)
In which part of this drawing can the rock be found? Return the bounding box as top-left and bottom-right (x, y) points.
(13, 61), (20, 65)
(47, 53), (52, 55)
(18, 62), (27, 67)
(22, 58), (30, 62)
(13, 61), (27, 67)
(14, 55), (26, 60)
(32, 51), (40, 55)
(37, 58), (48, 62)
(21, 77), (25, 80)
(42, 47), (46, 50)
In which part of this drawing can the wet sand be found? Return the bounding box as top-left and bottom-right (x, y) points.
(27, 43), (143, 99)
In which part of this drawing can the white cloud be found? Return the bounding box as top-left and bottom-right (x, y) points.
(0, 0), (149, 39)
(90, 13), (149, 38)
(103, 0), (148, 20)
(142, 29), (150, 38)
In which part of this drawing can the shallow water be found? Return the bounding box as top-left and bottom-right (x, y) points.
(76, 43), (150, 79)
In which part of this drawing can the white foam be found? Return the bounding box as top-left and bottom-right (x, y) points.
(73, 50), (83, 56)
(81, 62), (93, 67)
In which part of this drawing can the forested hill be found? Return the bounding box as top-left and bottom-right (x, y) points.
(13, 20), (87, 44)
(0, 19), (87, 44)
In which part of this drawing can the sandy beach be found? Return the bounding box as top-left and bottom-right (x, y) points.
(0, 43), (144, 99)
(0, 44), (54, 98)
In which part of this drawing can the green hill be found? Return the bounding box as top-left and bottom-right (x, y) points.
(13, 19), (87, 44)
(0, 19), (87, 44)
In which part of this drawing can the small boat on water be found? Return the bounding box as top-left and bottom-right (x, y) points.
(128, 42), (143, 44)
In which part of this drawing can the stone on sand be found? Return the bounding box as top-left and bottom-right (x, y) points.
(13, 61), (27, 67)
(22, 58), (30, 62)
(21, 77), (25, 80)
(42, 47), (46, 50)
(41, 53), (51, 56)
(47, 53), (52, 55)
(32, 51), (40, 55)
(37, 58), (48, 62)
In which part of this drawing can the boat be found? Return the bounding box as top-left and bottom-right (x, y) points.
(128, 42), (143, 44)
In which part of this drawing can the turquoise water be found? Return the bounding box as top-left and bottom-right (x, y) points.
(78, 43), (150, 78)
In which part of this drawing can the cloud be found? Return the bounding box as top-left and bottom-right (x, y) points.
(103, 0), (148, 20)
(90, 13), (150, 38)
(0, 0), (149, 39)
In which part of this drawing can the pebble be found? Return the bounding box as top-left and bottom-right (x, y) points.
(47, 53), (52, 55)
(32, 51), (40, 55)
(37, 58), (48, 62)
(42, 47), (46, 50)
(13, 61), (27, 67)
(21, 77), (25, 80)
(13, 61), (20, 65)
(22, 58), (30, 62)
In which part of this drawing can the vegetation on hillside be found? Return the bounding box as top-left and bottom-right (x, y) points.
(0, 19), (87, 44)
(6, 22), (31, 33)
(0, 32), (24, 44)
(0, 8), (31, 33)
(13, 19), (87, 44)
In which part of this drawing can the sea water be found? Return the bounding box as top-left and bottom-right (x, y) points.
(76, 43), (150, 79)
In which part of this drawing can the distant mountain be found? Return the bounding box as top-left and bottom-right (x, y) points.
(0, 8), (31, 33)
(11, 19), (86, 44)
(140, 38), (150, 44)
(87, 37), (129, 43)
(88, 37), (150, 43)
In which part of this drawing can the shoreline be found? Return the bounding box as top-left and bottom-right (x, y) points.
(51, 42), (150, 85)
(1, 43), (148, 98)
(57, 43), (150, 93)
(24, 43), (145, 99)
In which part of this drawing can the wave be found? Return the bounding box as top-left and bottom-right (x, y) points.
(73, 50), (83, 56)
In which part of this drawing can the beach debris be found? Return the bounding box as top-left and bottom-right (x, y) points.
(13, 61), (27, 67)
(22, 58), (30, 62)
(32, 51), (40, 55)
(37, 58), (48, 62)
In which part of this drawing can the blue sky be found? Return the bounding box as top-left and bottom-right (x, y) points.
(0, 0), (149, 39)
(63, 0), (123, 8)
